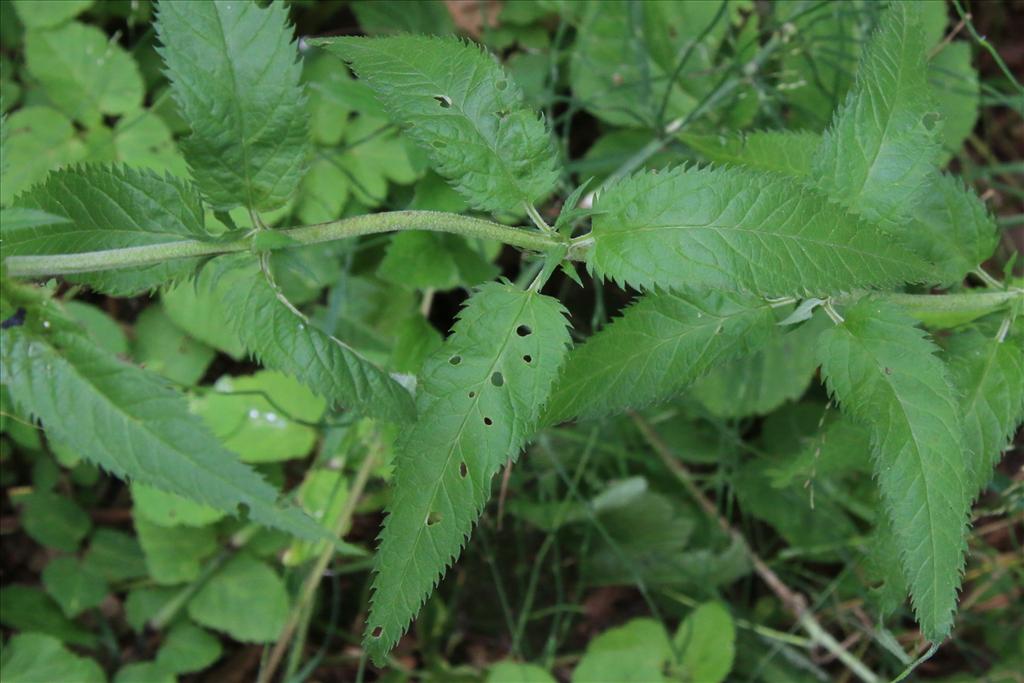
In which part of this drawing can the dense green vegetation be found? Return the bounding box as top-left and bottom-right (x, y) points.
(1, 1), (1021, 681)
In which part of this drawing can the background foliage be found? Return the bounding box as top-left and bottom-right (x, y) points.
(1, 1), (1022, 682)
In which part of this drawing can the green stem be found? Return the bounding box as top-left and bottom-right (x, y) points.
(868, 290), (1022, 321)
(3, 210), (569, 278)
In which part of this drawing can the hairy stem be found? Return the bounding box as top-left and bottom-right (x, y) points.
(3, 210), (569, 278)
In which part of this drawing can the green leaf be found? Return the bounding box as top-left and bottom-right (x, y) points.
(206, 254), (415, 423)
(905, 173), (998, 285)
(284, 468), (360, 566)
(365, 283), (570, 663)
(187, 554), (289, 643)
(390, 314), (444, 375)
(692, 315), (825, 418)
(124, 586), (178, 632)
(0, 585), (97, 647)
(775, 0), (867, 130)
(0, 106), (86, 204)
(156, 622), (222, 675)
(83, 529), (148, 582)
(161, 270), (246, 360)
(1, 633), (104, 683)
(681, 132), (994, 288)
(768, 412), (872, 488)
(816, 300), (969, 641)
(114, 662), (175, 683)
(0, 207), (71, 232)
(569, 1), (734, 128)
(131, 304), (215, 386)
(588, 166), (928, 296)
(21, 491), (91, 552)
(671, 602), (736, 683)
(930, 43), (979, 161)
(487, 662), (557, 683)
(680, 130), (819, 179)
(812, 1), (941, 228)
(42, 556), (109, 618)
(156, 0), (309, 211)
(12, 0), (93, 28)
(733, 457), (859, 556)
(352, 0), (454, 36)
(378, 231), (498, 291)
(2, 307), (325, 541)
(63, 300), (129, 356)
(946, 328), (1024, 500)
(546, 289), (777, 423)
(572, 618), (671, 683)
(192, 371), (325, 463)
(135, 516), (217, 585)
(312, 35), (559, 214)
(9, 164), (212, 295)
(133, 483), (225, 528)
(89, 111), (190, 178)
(24, 21), (144, 127)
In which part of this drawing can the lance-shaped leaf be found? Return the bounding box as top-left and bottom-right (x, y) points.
(207, 254), (415, 423)
(946, 327), (1024, 501)
(311, 35), (559, 214)
(545, 289), (775, 423)
(7, 164), (212, 295)
(156, 0), (308, 211)
(365, 283), (569, 663)
(0, 298), (323, 541)
(682, 135), (995, 287)
(812, 1), (941, 227)
(816, 300), (969, 641)
(587, 165), (928, 296)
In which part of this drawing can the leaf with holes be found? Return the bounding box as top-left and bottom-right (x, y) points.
(310, 34), (559, 214)
(364, 282), (569, 663)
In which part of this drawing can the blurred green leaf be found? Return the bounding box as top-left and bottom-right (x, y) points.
(1, 633), (104, 683)
(187, 554), (290, 643)
(42, 556), (109, 618)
